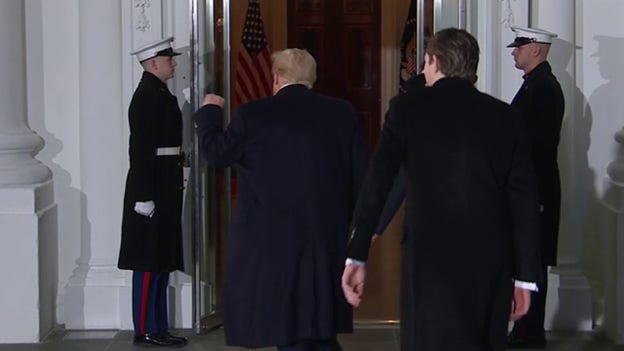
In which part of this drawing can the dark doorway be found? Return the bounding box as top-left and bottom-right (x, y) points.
(287, 0), (381, 148)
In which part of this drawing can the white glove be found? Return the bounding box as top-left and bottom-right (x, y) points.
(134, 200), (155, 217)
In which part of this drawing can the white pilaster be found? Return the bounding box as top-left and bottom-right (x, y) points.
(0, 0), (56, 343)
(603, 128), (624, 343)
(474, 0), (500, 96)
(532, 0), (592, 331)
(61, 0), (128, 329)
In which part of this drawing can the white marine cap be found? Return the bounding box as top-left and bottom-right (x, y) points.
(131, 36), (181, 62)
(507, 26), (558, 47)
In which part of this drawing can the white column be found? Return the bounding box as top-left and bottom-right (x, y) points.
(0, 0), (56, 343)
(62, 0), (129, 329)
(0, 1), (51, 185)
(532, 0), (592, 331)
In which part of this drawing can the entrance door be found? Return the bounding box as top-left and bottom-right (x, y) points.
(287, 0), (381, 147)
(188, 0), (230, 333)
(286, 0), (475, 323)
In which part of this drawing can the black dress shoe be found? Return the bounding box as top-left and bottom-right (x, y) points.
(134, 333), (186, 347)
(507, 335), (547, 349)
(158, 332), (188, 345)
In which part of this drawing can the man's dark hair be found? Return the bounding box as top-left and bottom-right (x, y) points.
(425, 28), (480, 84)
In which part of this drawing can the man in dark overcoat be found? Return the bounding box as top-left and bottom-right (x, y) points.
(342, 28), (541, 351)
(506, 26), (565, 349)
(193, 48), (369, 351)
(118, 37), (187, 348)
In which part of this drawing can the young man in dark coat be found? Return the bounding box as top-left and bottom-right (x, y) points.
(506, 26), (565, 349)
(342, 28), (541, 351)
(118, 37), (187, 348)
(193, 48), (369, 350)
(373, 73), (426, 239)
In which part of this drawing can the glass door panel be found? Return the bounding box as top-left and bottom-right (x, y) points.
(434, 0), (461, 31)
(190, 0), (231, 334)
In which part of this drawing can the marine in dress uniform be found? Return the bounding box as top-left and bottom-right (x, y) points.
(506, 26), (565, 349)
(118, 37), (187, 348)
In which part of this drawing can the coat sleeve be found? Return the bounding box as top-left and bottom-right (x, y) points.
(350, 107), (371, 205)
(347, 97), (407, 261)
(374, 166), (407, 235)
(507, 110), (542, 283)
(128, 93), (159, 201)
(194, 104), (246, 166)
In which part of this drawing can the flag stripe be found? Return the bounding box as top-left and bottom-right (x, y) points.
(255, 48), (273, 96)
(234, 90), (244, 106)
(238, 56), (262, 100)
(236, 53), (256, 101)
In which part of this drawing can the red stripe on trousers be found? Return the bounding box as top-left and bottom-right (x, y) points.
(139, 272), (152, 335)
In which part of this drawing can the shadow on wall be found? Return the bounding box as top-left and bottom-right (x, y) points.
(593, 35), (624, 330)
(24, 117), (61, 340)
(29, 106), (91, 329)
(543, 37), (595, 329)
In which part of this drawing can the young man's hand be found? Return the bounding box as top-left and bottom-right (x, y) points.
(510, 287), (531, 321)
(341, 264), (366, 307)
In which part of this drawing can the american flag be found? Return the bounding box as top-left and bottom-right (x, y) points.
(399, 0), (417, 94)
(233, 0), (272, 108)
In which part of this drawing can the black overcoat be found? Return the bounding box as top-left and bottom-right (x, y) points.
(194, 85), (369, 348)
(511, 61), (564, 266)
(118, 71), (184, 272)
(347, 78), (541, 351)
